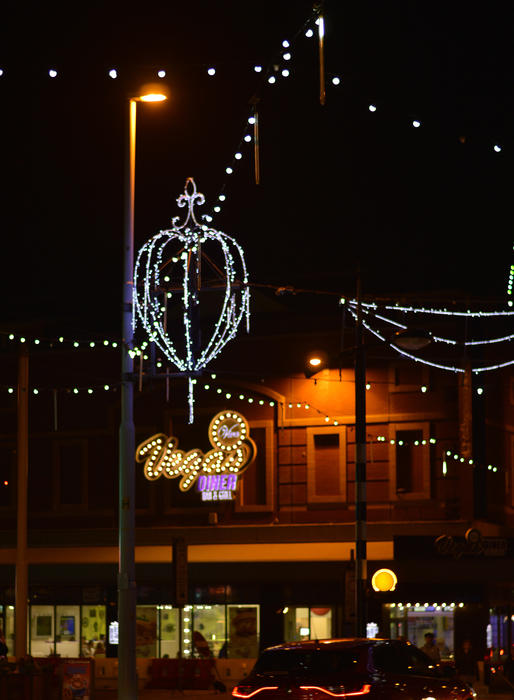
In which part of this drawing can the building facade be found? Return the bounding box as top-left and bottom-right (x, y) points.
(1, 305), (513, 664)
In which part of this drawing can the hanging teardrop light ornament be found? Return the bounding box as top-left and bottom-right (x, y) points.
(133, 178), (250, 422)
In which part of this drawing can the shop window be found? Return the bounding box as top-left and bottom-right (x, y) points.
(4, 605), (14, 656)
(386, 604), (454, 659)
(81, 605), (106, 657)
(56, 605), (80, 658)
(306, 427), (346, 503)
(189, 605), (227, 658)
(388, 423), (431, 500)
(228, 605), (259, 658)
(136, 605), (157, 658)
(53, 440), (88, 509)
(30, 605), (55, 657)
(236, 421), (274, 512)
(284, 606), (333, 642)
(159, 606), (179, 658)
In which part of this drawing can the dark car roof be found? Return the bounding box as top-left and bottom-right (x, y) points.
(263, 638), (391, 652)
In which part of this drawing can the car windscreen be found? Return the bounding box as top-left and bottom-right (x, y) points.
(253, 647), (369, 676)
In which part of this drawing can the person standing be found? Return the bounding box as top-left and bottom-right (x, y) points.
(455, 639), (479, 686)
(420, 632), (441, 662)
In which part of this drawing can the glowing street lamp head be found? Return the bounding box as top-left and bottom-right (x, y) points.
(139, 93), (167, 102)
(132, 82), (169, 103)
(305, 350), (329, 378)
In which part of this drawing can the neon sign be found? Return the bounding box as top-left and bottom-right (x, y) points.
(136, 411), (256, 493)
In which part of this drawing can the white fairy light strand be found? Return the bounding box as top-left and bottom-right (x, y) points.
(133, 178), (250, 422)
(357, 305), (514, 348)
(3, 332), (119, 350)
(347, 303), (514, 375)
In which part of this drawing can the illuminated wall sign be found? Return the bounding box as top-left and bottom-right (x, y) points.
(197, 473), (239, 501)
(136, 411), (256, 493)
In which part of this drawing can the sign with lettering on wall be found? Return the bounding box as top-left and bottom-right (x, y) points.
(136, 411), (257, 501)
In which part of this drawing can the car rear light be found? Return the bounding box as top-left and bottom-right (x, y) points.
(299, 684), (371, 697)
(232, 686), (280, 698)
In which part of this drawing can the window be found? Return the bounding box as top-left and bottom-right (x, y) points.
(236, 420), (274, 511)
(388, 423), (431, 499)
(30, 605), (55, 657)
(136, 605), (157, 658)
(306, 427), (346, 503)
(56, 605), (80, 658)
(373, 641), (437, 674)
(284, 607), (333, 642)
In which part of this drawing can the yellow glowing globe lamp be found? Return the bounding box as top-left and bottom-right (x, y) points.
(371, 568), (397, 592)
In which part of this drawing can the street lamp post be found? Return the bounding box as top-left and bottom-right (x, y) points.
(354, 289), (367, 638)
(119, 89), (166, 700)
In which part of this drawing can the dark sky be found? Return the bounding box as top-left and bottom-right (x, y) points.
(0, 0), (512, 336)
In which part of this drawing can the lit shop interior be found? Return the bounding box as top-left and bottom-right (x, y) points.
(1, 603), (334, 659)
(385, 602), (463, 658)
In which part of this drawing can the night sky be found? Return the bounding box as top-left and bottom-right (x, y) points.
(0, 0), (512, 337)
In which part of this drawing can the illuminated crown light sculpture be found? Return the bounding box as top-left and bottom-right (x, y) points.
(133, 178), (250, 422)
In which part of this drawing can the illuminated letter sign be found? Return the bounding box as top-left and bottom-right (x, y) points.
(136, 411), (256, 493)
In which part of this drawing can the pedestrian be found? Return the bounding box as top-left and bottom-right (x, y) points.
(420, 632), (441, 662)
(455, 639), (479, 686)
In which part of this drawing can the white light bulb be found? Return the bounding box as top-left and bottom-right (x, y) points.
(235, 152), (242, 160)
(282, 69), (290, 77)
(214, 206), (221, 213)
(49, 69), (57, 78)
(207, 67), (216, 76)
(283, 52), (291, 61)
(268, 76), (276, 84)
(332, 77), (341, 85)
(157, 70), (166, 78)
(305, 28), (314, 38)
(0, 69), (4, 77)
(369, 104), (377, 112)
(219, 195), (226, 201)
(248, 116), (256, 124)
(412, 120), (421, 128)
(254, 65), (262, 73)
(109, 69), (117, 79)
(494, 144), (502, 152)
(225, 167), (233, 174)
(244, 134), (252, 142)
(282, 40), (290, 48)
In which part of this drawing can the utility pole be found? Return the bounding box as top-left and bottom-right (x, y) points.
(354, 280), (367, 637)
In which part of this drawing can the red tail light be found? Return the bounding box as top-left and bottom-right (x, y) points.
(232, 687), (279, 698)
(299, 685), (372, 697)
